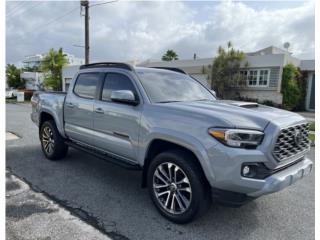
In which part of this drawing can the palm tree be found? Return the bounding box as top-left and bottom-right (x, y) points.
(6, 64), (23, 89)
(161, 50), (179, 61)
(41, 48), (69, 91)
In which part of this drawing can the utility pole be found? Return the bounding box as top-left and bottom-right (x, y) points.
(81, 0), (89, 64)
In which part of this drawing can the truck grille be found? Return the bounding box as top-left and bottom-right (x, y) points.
(273, 123), (310, 161)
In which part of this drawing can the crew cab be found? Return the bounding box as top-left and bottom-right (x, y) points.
(31, 62), (313, 223)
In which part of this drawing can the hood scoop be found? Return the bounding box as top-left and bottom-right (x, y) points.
(229, 101), (259, 108)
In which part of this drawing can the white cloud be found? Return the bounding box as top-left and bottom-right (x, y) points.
(5, 0), (315, 64)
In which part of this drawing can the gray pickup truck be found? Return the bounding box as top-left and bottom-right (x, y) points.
(31, 62), (313, 223)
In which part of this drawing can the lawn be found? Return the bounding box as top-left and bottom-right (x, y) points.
(309, 121), (315, 145)
(309, 121), (315, 131)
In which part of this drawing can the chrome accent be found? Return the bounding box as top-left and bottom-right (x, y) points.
(273, 123), (310, 162)
(42, 126), (55, 154)
(153, 162), (192, 215)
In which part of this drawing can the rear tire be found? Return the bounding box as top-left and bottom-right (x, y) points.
(147, 150), (211, 224)
(40, 120), (68, 160)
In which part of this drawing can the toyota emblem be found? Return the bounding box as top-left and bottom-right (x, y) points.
(294, 129), (303, 146)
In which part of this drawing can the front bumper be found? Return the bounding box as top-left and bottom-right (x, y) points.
(247, 157), (313, 197)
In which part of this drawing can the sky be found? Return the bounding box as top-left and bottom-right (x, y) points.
(6, 0), (315, 65)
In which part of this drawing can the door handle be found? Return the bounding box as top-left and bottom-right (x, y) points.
(95, 108), (104, 114)
(66, 102), (74, 108)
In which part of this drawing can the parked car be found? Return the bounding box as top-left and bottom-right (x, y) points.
(31, 63), (312, 223)
(6, 88), (17, 98)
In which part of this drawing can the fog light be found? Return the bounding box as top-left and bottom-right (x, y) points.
(242, 166), (251, 176)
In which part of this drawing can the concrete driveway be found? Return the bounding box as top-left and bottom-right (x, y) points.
(6, 103), (315, 240)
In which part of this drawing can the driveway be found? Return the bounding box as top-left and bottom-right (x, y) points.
(6, 103), (315, 240)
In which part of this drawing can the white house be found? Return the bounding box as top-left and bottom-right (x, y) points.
(138, 46), (315, 111)
(20, 52), (84, 90)
(61, 46), (315, 111)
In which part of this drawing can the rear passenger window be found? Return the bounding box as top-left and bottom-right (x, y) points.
(74, 73), (100, 99)
(101, 73), (137, 101)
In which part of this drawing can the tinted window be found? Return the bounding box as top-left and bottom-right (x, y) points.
(102, 73), (137, 101)
(74, 73), (100, 99)
(136, 71), (215, 103)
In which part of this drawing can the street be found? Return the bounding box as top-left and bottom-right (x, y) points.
(6, 103), (315, 240)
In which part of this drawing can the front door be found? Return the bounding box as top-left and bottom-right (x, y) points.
(93, 72), (142, 161)
(64, 72), (101, 145)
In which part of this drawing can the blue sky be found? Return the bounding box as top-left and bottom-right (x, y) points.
(6, 1), (315, 64)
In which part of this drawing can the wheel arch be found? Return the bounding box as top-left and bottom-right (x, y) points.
(39, 110), (66, 138)
(141, 138), (211, 188)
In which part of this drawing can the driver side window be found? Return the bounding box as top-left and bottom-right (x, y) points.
(101, 73), (138, 101)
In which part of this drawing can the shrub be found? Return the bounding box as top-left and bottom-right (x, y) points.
(281, 64), (304, 111)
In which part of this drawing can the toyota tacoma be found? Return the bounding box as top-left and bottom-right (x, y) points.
(31, 62), (313, 223)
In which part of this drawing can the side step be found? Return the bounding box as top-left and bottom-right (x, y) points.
(65, 140), (141, 170)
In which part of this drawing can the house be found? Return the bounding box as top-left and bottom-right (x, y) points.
(138, 46), (315, 111)
(60, 46), (315, 111)
(20, 53), (84, 90)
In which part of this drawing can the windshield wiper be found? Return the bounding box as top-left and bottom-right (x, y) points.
(156, 100), (182, 103)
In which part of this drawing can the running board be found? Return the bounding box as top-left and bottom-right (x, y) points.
(65, 140), (141, 170)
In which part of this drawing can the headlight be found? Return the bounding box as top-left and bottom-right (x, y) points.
(208, 128), (264, 148)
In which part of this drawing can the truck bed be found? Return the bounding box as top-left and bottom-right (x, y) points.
(31, 91), (67, 137)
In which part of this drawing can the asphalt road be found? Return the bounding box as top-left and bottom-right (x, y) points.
(6, 103), (315, 240)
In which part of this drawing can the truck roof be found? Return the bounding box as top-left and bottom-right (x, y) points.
(79, 62), (186, 74)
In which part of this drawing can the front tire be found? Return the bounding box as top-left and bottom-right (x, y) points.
(147, 150), (211, 224)
(40, 120), (68, 160)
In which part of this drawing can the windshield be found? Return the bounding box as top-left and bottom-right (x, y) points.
(137, 70), (216, 103)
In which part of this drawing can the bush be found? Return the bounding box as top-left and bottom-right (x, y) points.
(281, 64), (304, 111)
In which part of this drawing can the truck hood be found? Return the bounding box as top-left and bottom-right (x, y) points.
(159, 100), (304, 130)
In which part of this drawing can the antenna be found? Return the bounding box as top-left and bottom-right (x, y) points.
(283, 42), (290, 51)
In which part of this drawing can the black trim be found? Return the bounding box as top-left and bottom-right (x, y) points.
(65, 140), (141, 170)
(211, 188), (255, 207)
(98, 72), (140, 105)
(72, 72), (103, 100)
(150, 67), (187, 74)
(241, 157), (304, 179)
(80, 62), (133, 71)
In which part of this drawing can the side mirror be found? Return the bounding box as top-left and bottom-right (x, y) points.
(210, 90), (217, 97)
(110, 90), (139, 106)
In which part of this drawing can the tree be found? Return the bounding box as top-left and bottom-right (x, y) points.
(210, 41), (246, 98)
(41, 48), (68, 91)
(161, 50), (179, 61)
(281, 64), (303, 110)
(6, 64), (24, 89)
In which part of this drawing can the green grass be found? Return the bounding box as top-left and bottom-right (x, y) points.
(309, 133), (315, 143)
(6, 98), (17, 104)
(309, 121), (315, 131)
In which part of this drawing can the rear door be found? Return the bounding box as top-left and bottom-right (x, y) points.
(93, 71), (142, 161)
(64, 72), (102, 145)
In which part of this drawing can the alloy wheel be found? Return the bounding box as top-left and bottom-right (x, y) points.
(42, 126), (55, 154)
(153, 162), (192, 214)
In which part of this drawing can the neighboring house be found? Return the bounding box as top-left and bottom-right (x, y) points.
(300, 60), (315, 111)
(62, 65), (80, 92)
(60, 46), (314, 111)
(138, 46), (315, 111)
(20, 53), (84, 90)
(21, 72), (45, 90)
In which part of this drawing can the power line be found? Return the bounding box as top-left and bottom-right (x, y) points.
(33, 6), (79, 31)
(6, 2), (41, 18)
(89, 0), (119, 8)
(6, 1), (30, 16)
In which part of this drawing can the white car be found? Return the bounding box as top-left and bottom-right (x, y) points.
(6, 88), (17, 98)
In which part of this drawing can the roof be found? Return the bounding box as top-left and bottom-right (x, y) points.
(246, 46), (292, 56)
(137, 58), (213, 68)
(300, 60), (315, 71)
